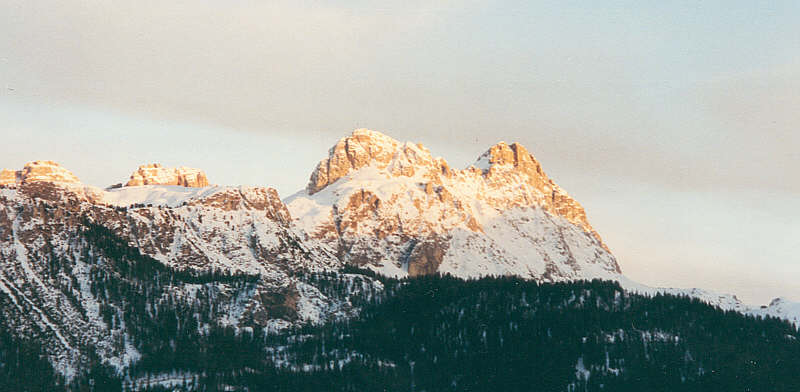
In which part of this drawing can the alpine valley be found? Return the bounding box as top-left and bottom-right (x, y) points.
(1, 130), (799, 391)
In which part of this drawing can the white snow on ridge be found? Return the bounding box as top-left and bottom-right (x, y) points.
(472, 152), (492, 172)
(286, 159), (620, 283)
(746, 297), (800, 326)
(618, 276), (800, 326)
(284, 130), (800, 327)
(100, 185), (224, 207)
(437, 207), (620, 282)
(285, 165), (445, 235)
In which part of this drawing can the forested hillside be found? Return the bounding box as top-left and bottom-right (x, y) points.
(3, 265), (799, 391)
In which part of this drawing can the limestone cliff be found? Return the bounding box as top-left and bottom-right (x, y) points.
(287, 129), (621, 280)
(0, 161), (81, 186)
(125, 163), (209, 187)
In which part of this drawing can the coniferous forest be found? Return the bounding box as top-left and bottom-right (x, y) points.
(3, 264), (800, 391)
(0, 220), (797, 391)
(3, 3), (798, 388)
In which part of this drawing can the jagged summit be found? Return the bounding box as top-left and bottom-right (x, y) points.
(307, 129), (446, 195)
(305, 130), (551, 195)
(288, 129), (619, 280)
(0, 160), (81, 186)
(473, 141), (543, 173)
(0, 161), (210, 190)
(301, 129), (603, 245)
(0, 162), (344, 376)
(2, 132), (800, 382)
(471, 140), (602, 244)
(125, 163), (209, 188)
(306, 130), (589, 227)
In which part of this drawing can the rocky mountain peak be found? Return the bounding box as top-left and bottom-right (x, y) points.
(289, 129), (620, 279)
(475, 141), (544, 176)
(125, 163), (209, 187)
(0, 160), (81, 186)
(467, 141), (605, 247)
(307, 129), (442, 195)
(0, 168), (15, 185)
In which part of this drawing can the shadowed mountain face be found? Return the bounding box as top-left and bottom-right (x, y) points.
(287, 129), (620, 280)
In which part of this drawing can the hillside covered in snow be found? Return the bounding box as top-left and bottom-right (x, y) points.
(0, 130), (798, 390)
(286, 129), (620, 282)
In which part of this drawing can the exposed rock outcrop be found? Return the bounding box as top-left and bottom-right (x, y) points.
(475, 141), (604, 249)
(0, 169), (16, 186)
(125, 163), (209, 187)
(187, 186), (293, 225)
(0, 161), (81, 187)
(288, 129), (621, 280)
(0, 177), (370, 377)
(308, 129), (449, 194)
(305, 131), (600, 244)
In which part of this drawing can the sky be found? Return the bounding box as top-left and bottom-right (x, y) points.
(1, 1), (798, 304)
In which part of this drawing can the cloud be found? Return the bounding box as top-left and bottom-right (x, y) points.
(0, 0), (479, 129)
(693, 61), (800, 192)
(2, 1), (799, 304)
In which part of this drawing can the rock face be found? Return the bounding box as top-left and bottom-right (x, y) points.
(287, 129), (621, 281)
(125, 163), (209, 187)
(2, 131), (800, 382)
(0, 177), (372, 377)
(474, 141), (604, 248)
(0, 161), (81, 187)
(0, 169), (15, 186)
(308, 129), (409, 194)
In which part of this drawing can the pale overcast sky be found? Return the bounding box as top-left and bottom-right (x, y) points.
(1, 1), (798, 304)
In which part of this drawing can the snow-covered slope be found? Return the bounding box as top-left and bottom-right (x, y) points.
(2, 139), (799, 382)
(286, 129), (800, 326)
(748, 298), (800, 326)
(100, 184), (222, 207)
(619, 276), (800, 326)
(286, 129), (620, 281)
(7, 181), (339, 275)
(0, 175), (377, 378)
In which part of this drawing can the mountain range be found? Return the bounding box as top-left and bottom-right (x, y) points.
(0, 129), (798, 388)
